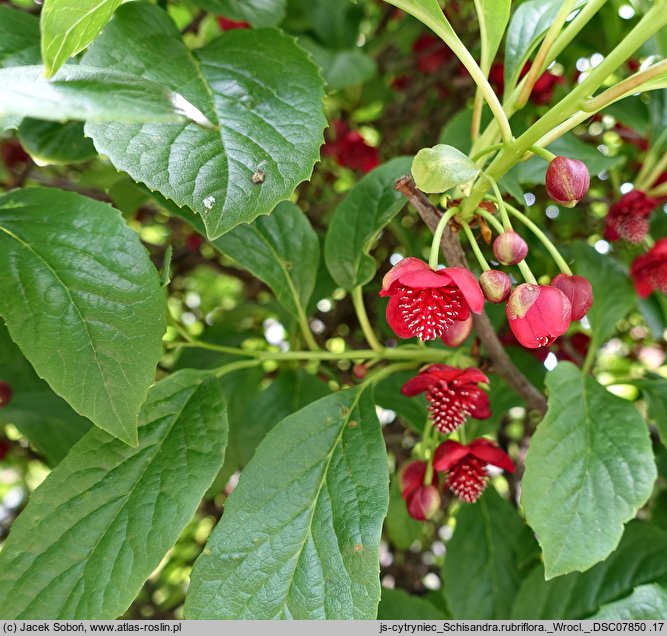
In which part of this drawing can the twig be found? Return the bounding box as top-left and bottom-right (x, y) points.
(394, 175), (548, 417)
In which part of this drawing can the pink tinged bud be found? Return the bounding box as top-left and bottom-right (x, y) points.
(493, 231), (528, 266)
(440, 314), (473, 347)
(551, 274), (593, 321)
(506, 283), (572, 348)
(406, 485), (441, 521)
(479, 270), (512, 303)
(0, 381), (12, 407)
(545, 157), (590, 207)
(399, 460), (435, 498)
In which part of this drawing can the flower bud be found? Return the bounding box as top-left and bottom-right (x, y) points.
(441, 314), (473, 347)
(551, 274), (593, 321)
(479, 270), (512, 303)
(399, 460), (432, 498)
(405, 485), (441, 521)
(493, 231), (528, 265)
(545, 157), (590, 207)
(352, 364), (368, 379)
(0, 381), (12, 408)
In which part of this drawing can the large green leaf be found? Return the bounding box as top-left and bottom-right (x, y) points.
(474, 0), (511, 75)
(0, 188), (166, 445)
(40, 0), (123, 77)
(591, 584), (667, 619)
(185, 387), (389, 619)
(511, 522), (667, 619)
(324, 157), (411, 290)
(0, 324), (90, 466)
(522, 363), (656, 579)
(0, 370), (228, 619)
(0, 65), (211, 126)
(504, 0), (586, 90)
(191, 0), (287, 27)
(300, 39), (376, 90)
(634, 376), (667, 446)
(18, 119), (97, 165)
(213, 202), (320, 320)
(443, 488), (538, 619)
(572, 242), (635, 345)
(385, 476), (424, 551)
(377, 588), (447, 620)
(0, 6), (40, 68)
(83, 3), (326, 240)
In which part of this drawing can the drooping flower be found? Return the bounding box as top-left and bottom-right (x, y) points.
(604, 190), (659, 244)
(506, 283), (571, 348)
(0, 381), (11, 408)
(545, 157), (590, 207)
(322, 120), (380, 173)
(551, 274), (593, 321)
(433, 439), (514, 503)
(493, 231), (528, 265)
(217, 16), (250, 30)
(399, 460), (441, 521)
(380, 258), (484, 341)
(479, 269), (512, 303)
(630, 238), (667, 298)
(401, 365), (490, 434)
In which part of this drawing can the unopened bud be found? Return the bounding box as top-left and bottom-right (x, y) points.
(493, 231), (528, 265)
(406, 484), (441, 521)
(479, 270), (512, 303)
(546, 157), (590, 207)
(551, 274), (593, 321)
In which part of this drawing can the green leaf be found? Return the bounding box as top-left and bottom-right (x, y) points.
(191, 0), (287, 27)
(443, 488), (538, 619)
(377, 588), (447, 620)
(633, 376), (667, 447)
(300, 39), (376, 90)
(83, 3), (326, 239)
(590, 584), (667, 619)
(504, 0), (586, 90)
(511, 522), (667, 619)
(412, 145), (480, 194)
(474, 0), (511, 74)
(571, 242), (636, 345)
(375, 370), (428, 433)
(184, 387), (389, 619)
(299, 0), (365, 50)
(324, 157), (412, 290)
(18, 119), (97, 165)
(383, 0), (458, 44)
(0, 187), (166, 446)
(0, 6), (40, 69)
(522, 363), (656, 579)
(40, 0), (123, 77)
(0, 370), (228, 619)
(385, 476), (424, 550)
(0, 65), (212, 127)
(0, 324), (90, 465)
(213, 202), (319, 320)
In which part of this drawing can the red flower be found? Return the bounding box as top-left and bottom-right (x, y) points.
(401, 364), (490, 434)
(604, 190), (659, 243)
(506, 283), (571, 348)
(399, 460), (441, 520)
(433, 439), (514, 503)
(379, 257), (484, 341)
(322, 121), (380, 173)
(217, 16), (250, 30)
(630, 238), (667, 298)
(412, 34), (452, 74)
(0, 140), (30, 170)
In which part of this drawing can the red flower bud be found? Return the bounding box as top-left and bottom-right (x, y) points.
(0, 381), (12, 408)
(479, 270), (512, 303)
(405, 485), (441, 521)
(493, 231), (528, 265)
(352, 364), (368, 379)
(440, 314), (473, 347)
(551, 274), (593, 321)
(217, 16), (250, 30)
(506, 284), (571, 348)
(545, 157), (590, 207)
(399, 460), (436, 498)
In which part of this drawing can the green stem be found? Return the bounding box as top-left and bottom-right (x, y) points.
(429, 206), (459, 269)
(352, 286), (384, 353)
(517, 260), (538, 285)
(360, 361), (420, 389)
(529, 145), (557, 162)
(501, 200), (573, 275)
(297, 309), (320, 352)
(648, 182), (667, 199)
(581, 335), (598, 375)
(476, 207), (505, 234)
(214, 359), (263, 378)
(458, 425), (467, 445)
(471, 144), (504, 163)
(638, 146), (667, 192)
(462, 222), (491, 271)
(487, 176), (512, 231)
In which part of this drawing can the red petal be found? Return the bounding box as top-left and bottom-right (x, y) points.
(444, 268), (485, 313)
(401, 373), (438, 396)
(398, 268), (453, 289)
(632, 274), (654, 299)
(466, 387), (491, 419)
(469, 439), (515, 473)
(381, 257), (431, 295)
(433, 440), (470, 472)
(426, 364), (464, 382)
(454, 367), (489, 385)
(441, 314), (473, 347)
(385, 293), (417, 338)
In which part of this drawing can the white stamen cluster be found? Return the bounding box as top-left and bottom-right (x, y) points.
(397, 287), (463, 341)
